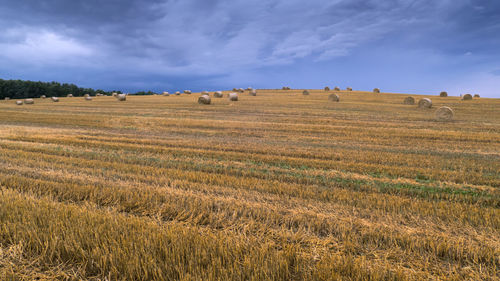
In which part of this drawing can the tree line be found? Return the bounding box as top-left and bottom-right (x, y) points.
(0, 79), (158, 99)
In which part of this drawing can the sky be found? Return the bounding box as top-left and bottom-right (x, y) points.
(0, 0), (499, 97)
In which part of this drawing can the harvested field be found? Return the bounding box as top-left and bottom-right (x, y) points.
(0, 90), (499, 280)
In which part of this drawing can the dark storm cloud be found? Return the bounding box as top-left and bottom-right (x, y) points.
(0, 0), (499, 96)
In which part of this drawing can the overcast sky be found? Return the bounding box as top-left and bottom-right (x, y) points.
(0, 0), (499, 97)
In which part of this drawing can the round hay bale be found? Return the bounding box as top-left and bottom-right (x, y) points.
(85, 96), (92, 101)
(228, 92), (238, 101)
(435, 106), (454, 121)
(175, 91), (181, 95)
(201, 91), (209, 95)
(112, 92), (118, 97)
(246, 87), (253, 91)
(184, 90), (192, 94)
(249, 89), (257, 96)
(282, 86), (291, 90)
(238, 88), (244, 93)
(303, 90), (310, 95)
(162, 92), (169, 96)
(346, 87), (352, 91)
(418, 98), (432, 108)
(403, 97), (415, 105)
(24, 99), (34, 104)
(324, 86), (330, 91)
(334, 87), (340, 91)
(16, 100), (23, 105)
(4, 97), (10, 100)
(198, 95), (211, 104)
(328, 94), (340, 102)
(439, 91), (448, 97)
(232, 88), (238, 91)
(117, 94), (127, 101)
(213, 91), (223, 98)
(67, 94), (73, 97)
(461, 94), (472, 100)
(41, 95), (46, 99)
(51, 97), (59, 102)
(373, 88), (380, 93)
(473, 94), (480, 98)
(84, 94), (90, 97)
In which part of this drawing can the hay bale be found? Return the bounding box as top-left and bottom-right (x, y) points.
(24, 99), (34, 104)
(16, 100), (23, 105)
(4, 97), (10, 100)
(112, 92), (118, 97)
(117, 94), (127, 101)
(201, 91), (209, 95)
(232, 88), (238, 91)
(84, 94), (90, 97)
(51, 97), (59, 102)
(324, 86), (330, 91)
(282, 86), (291, 90)
(418, 98), (432, 108)
(67, 94), (73, 97)
(214, 91), (223, 98)
(41, 95), (46, 99)
(175, 91), (181, 95)
(85, 96), (92, 101)
(198, 95), (211, 104)
(474, 94), (480, 98)
(334, 87), (340, 91)
(249, 89), (257, 96)
(439, 91), (448, 97)
(303, 90), (310, 95)
(246, 87), (253, 91)
(228, 92), (238, 101)
(373, 88), (380, 93)
(238, 88), (244, 93)
(328, 94), (340, 102)
(403, 97), (415, 105)
(184, 90), (192, 94)
(162, 92), (169, 96)
(435, 106), (454, 121)
(462, 94), (472, 100)
(346, 87), (352, 91)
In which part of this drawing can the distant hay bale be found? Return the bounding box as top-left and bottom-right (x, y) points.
(334, 87), (340, 91)
(112, 92), (118, 97)
(228, 92), (238, 101)
(184, 90), (192, 94)
(303, 90), (310, 95)
(247, 87), (253, 91)
(201, 91), (209, 95)
(418, 98), (432, 108)
(214, 91), (223, 98)
(238, 88), (244, 93)
(175, 91), (181, 95)
(328, 94), (340, 102)
(346, 87), (352, 91)
(51, 97), (59, 102)
(67, 94), (73, 97)
(85, 96), (92, 101)
(41, 95), (46, 99)
(4, 97), (10, 100)
(282, 86), (291, 90)
(249, 89), (257, 96)
(24, 99), (34, 104)
(324, 86), (330, 91)
(473, 94), (480, 98)
(403, 96), (415, 105)
(84, 94), (90, 97)
(462, 94), (472, 100)
(232, 88), (238, 91)
(373, 88), (380, 93)
(16, 100), (23, 105)
(117, 94), (127, 101)
(162, 92), (169, 96)
(198, 95), (211, 104)
(435, 106), (454, 121)
(439, 91), (448, 97)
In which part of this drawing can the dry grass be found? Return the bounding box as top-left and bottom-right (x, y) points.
(0, 90), (499, 280)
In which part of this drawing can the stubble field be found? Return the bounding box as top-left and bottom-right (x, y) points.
(0, 90), (499, 280)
